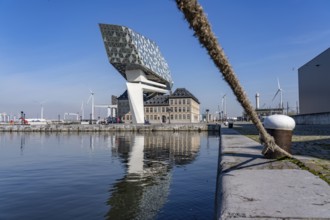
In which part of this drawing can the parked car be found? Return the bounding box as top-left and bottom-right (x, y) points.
(106, 116), (122, 124)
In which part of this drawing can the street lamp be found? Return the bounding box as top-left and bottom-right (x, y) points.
(20, 111), (24, 125)
(206, 109), (209, 123)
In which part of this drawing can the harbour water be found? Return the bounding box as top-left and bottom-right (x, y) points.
(0, 131), (220, 219)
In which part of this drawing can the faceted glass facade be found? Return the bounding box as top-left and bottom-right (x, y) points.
(99, 24), (173, 89)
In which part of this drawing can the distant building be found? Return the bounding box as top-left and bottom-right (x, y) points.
(117, 88), (200, 124)
(298, 48), (330, 114)
(255, 108), (284, 117)
(252, 92), (284, 119)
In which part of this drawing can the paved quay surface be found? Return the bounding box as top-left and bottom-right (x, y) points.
(217, 127), (330, 219)
(233, 122), (330, 184)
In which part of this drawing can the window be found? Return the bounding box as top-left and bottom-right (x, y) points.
(179, 114), (182, 119)
(187, 99), (190, 104)
(187, 107), (190, 112)
(174, 100), (177, 105)
(154, 107), (158, 113)
(183, 107), (185, 112)
(150, 108), (153, 113)
(179, 99), (181, 105)
(146, 107), (149, 113)
(179, 107), (181, 112)
(171, 115), (173, 120)
(162, 107), (165, 112)
(183, 114), (186, 119)
(170, 100), (173, 105)
(187, 114), (190, 119)
(175, 114), (177, 119)
(174, 107), (177, 112)
(183, 99), (186, 105)
(154, 115), (157, 120)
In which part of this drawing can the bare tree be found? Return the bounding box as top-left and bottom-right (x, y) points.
(175, 0), (292, 158)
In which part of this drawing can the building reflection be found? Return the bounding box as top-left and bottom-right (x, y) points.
(105, 132), (201, 220)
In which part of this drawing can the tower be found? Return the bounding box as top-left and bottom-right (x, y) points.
(255, 93), (260, 109)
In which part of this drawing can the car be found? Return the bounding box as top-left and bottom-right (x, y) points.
(106, 116), (122, 124)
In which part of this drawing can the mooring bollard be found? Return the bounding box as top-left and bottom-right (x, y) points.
(263, 114), (296, 158)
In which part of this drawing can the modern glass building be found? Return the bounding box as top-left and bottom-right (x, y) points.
(100, 24), (174, 123)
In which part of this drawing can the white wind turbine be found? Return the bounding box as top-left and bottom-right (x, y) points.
(35, 100), (46, 119)
(87, 89), (95, 120)
(272, 78), (283, 109)
(221, 94), (227, 119)
(81, 101), (85, 120)
(41, 103), (44, 119)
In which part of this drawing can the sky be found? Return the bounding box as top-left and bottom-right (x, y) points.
(1, 0), (330, 120)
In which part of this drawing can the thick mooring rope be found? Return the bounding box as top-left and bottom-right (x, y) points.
(175, 0), (292, 158)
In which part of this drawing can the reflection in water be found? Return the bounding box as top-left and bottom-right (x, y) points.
(20, 135), (25, 154)
(0, 132), (218, 219)
(105, 132), (200, 220)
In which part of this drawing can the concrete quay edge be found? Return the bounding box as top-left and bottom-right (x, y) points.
(0, 123), (220, 132)
(216, 127), (330, 219)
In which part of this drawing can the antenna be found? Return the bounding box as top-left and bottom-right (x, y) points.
(87, 89), (95, 120)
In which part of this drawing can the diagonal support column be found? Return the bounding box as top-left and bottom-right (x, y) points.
(126, 69), (169, 124)
(126, 82), (145, 124)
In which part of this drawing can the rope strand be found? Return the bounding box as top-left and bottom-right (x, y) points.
(175, 0), (292, 158)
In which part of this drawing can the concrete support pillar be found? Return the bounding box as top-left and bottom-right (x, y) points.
(127, 135), (145, 174)
(126, 82), (145, 124)
(125, 69), (169, 124)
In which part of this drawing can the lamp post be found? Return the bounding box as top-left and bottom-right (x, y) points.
(20, 111), (24, 125)
(166, 107), (172, 124)
(206, 109), (209, 123)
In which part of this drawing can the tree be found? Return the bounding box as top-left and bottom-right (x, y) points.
(175, 0), (291, 158)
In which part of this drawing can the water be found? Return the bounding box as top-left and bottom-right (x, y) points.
(0, 131), (220, 220)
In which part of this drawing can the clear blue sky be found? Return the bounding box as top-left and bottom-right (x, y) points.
(1, 0), (330, 119)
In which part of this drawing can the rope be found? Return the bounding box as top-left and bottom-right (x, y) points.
(175, 0), (292, 158)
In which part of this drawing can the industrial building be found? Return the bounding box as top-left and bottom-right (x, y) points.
(298, 48), (330, 115)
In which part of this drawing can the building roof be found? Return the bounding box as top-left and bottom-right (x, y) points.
(117, 90), (129, 100)
(144, 95), (169, 106)
(170, 88), (200, 104)
(117, 87), (200, 105)
(298, 47), (330, 71)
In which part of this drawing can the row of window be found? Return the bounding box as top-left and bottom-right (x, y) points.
(145, 106), (190, 113)
(170, 99), (190, 105)
(123, 114), (193, 121)
(145, 114), (191, 121)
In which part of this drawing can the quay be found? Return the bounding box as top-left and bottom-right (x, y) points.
(0, 123), (220, 132)
(217, 126), (330, 219)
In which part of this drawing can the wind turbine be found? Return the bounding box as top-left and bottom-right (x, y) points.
(87, 89), (95, 120)
(81, 101), (85, 120)
(35, 100), (46, 119)
(272, 78), (283, 109)
(221, 94), (227, 120)
(41, 103), (44, 119)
